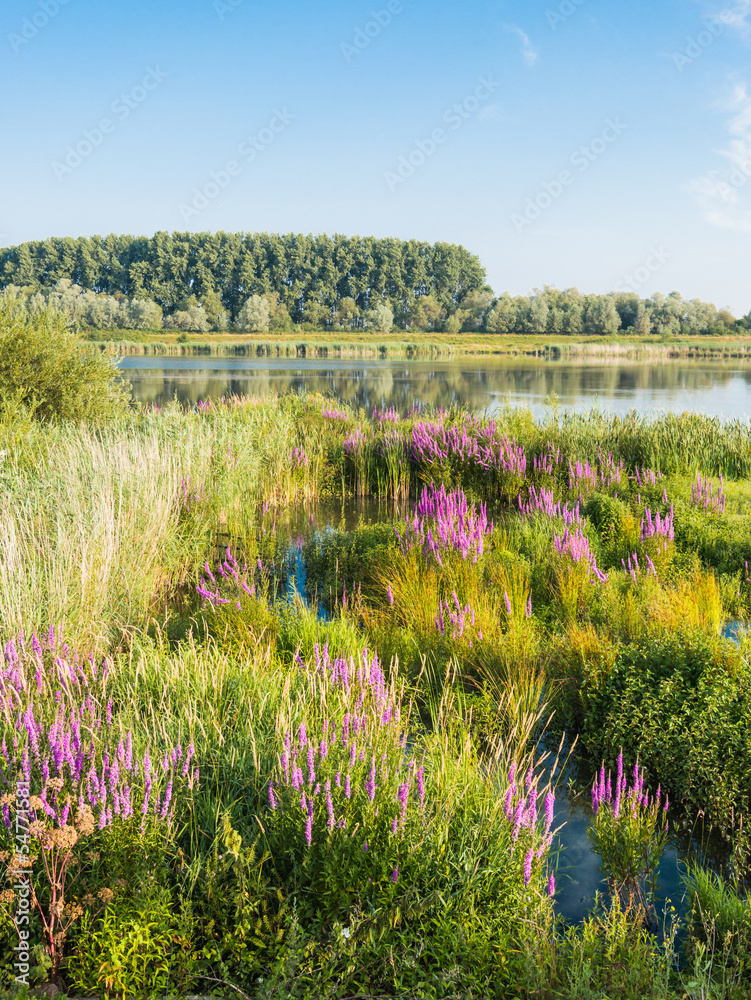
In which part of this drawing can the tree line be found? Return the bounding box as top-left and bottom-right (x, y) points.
(0, 232), (747, 335)
(0, 232), (485, 326)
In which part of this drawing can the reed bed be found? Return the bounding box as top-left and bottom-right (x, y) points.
(0, 396), (326, 647)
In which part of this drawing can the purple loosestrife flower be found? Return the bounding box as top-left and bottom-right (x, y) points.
(326, 780), (334, 831)
(504, 591), (512, 615)
(512, 801), (524, 842)
(527, 788), (538, 826)
(544, 792), (555, 833)
(524, 849), (533, 887)
(161, 782), (173, 819)
(268, 782), (276, 810)
(548, 873), (556, 897)
(344, 774), (351, 799)
(390, 867), (399, 883)
(416, 766), (425, 809)
(365, 755), (377, 802)
(397, 782), (409, 828)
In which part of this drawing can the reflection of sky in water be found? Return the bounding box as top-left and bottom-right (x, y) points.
(119, 356), (751, 419)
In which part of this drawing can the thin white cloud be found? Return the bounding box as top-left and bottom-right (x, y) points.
(718, 0), (751, 32)
(697, 0), (751, 35)
(477, 104), (503, 121)
(503, 24), (538, 67)
(687, 82), (751, 232)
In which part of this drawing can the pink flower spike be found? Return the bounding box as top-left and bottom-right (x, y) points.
(523, 848), (533, 886)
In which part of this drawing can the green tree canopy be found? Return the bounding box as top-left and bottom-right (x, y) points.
(0, 232), (487, 324)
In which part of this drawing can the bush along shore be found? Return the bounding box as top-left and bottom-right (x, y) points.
(4, 391), (751, 998)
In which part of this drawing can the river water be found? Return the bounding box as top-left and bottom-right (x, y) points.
(119, 355), (751, 419)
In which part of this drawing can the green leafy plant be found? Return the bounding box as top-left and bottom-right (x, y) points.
(66, 890), (197, 999)
(0, 297), (130, 423)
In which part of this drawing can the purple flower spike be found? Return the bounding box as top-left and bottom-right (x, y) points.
(416, 766), (425, 809)
(523, 849), (533, 886)
(544, 792), (554, 832)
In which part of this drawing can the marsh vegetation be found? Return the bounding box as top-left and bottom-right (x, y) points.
(2, 310), (751, 998)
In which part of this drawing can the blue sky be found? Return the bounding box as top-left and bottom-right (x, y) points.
(2, 0), (750, 314)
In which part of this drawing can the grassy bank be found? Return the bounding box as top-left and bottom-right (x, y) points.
(2, 396), (751, 998)
(85, 328), (751, 360)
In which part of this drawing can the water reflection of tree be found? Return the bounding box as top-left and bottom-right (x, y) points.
(124, 358), (745, 413)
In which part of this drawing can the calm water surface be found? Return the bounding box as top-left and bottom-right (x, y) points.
(120, 355), (751, 418)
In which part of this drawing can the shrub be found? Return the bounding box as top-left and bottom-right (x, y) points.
(0, 297), (130, 422)
(581, 632), (751, 829)
(163, 305), (209, 332)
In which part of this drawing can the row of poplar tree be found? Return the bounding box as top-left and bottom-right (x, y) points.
(0, 231), (744, 335)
